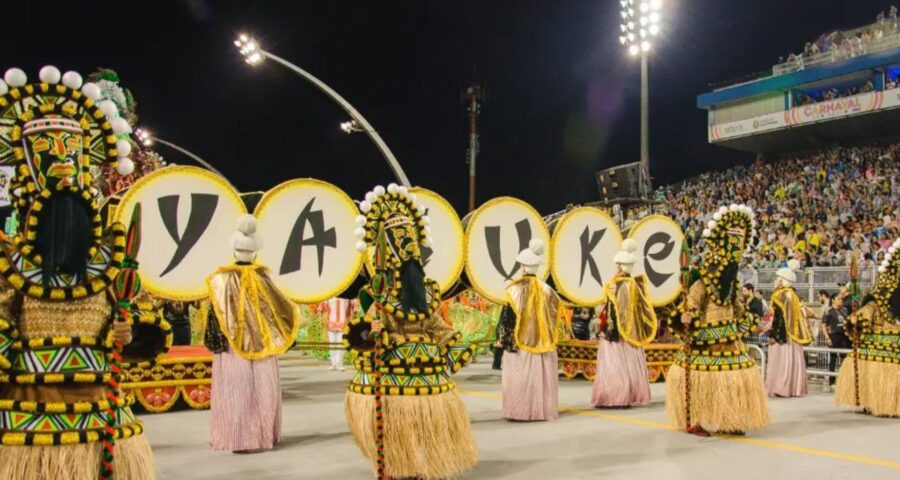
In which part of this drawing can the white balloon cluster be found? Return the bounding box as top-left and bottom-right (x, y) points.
(1, 66), (134, 176)
(878, 238), (900, 274)
(701, 203), (757, 251)
(354, 183), (433, 253)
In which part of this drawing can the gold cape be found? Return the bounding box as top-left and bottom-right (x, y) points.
(604, 274), (658, 347)
(505, 275), (560, 354)
(771, 287), (813, 345)
(207, 264), (300, 360)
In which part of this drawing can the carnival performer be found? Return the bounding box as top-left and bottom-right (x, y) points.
(205, 215), (300, 452)
(835, 238), (900, 417)
(591, 239), (657, 408)
(497, 239), (560, 421)
(766, 265), (812, 397)
(326, 297), (352, 371)
(0, 66), (172, 479)
(665, 204), (770, 435)
(343, 184), (477, 479)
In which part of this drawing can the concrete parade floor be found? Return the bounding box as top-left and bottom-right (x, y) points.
(144, 353), (900, 480)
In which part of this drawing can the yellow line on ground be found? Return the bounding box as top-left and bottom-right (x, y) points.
(457, 387), (900, 470)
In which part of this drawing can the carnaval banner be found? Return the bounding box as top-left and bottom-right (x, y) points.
(462, 197), (551, 304)
(254, 178), (363, 303)
(115, 166), (247, 300)
(549, 207), (621, 306)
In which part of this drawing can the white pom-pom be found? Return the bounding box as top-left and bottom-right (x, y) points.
(422, 237), (433, 248)
(621, 238), (638, 253)
(374, 185), (386, 196)
(365, 191), (376, 203)
(0, 80), (7, 96)
(111, 118), (131, 134)
(360, 201), (372, 213)
(702, 229), (712, 238)
(61, 71), (83, 89)
(116, 157), (135, 176)
(707, 220), (717, 230)
(728, 203), (738, 211)
(423, 226), (432, 236)
(236, 214), (258, 234)
(388, 183), (399, 194)
(116, 140), (132, 157)
(354, 227), (366, 238)
(355, 215), (367, 227)
(398, 186), (408, 196)
(4, 68), (27, 87)
(718, 206), (728, 215)
(81, 82), (101, 100)
(409, 194), (417, 203)
(417, 204), (426, 213)
(423, 217), (431, 226)
(879, 265), (887, 273)
(885, 253), (892, 262)
(890, 246), (898, 254)
(39, 66), (61, 84)
(713, 212), (722, 221)
(529, 238), (546, 256)
(356, 241), (368, 252)
(97, 100), (118, 119)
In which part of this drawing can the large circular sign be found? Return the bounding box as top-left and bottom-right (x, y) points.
(254, 178), (363, 303)
(627, 214), (685, 307)
(550, 207), (622, 306)
(464, 197), (550, 304)
(115, 166), (247, 301)
(410, 187), (465, 293)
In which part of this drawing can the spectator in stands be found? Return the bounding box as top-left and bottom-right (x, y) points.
(744, 284), (765, 320)
(163, 301), (192, 346)
(821, 293), (852, 386)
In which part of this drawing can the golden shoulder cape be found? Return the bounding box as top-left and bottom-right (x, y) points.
(505, 275), (559, 354)
(771, 287), (812, 345)
(604, 274), (658, 347)
(207, 264), (300, 360)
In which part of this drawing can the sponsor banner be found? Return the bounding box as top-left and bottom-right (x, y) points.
(254, 179), (363, 303)
(790, 91), (881, 125)
(709, 112), (787, 142)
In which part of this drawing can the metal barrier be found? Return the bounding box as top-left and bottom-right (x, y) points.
(747, 344), (766, 380)
(739, 266), (876, 302)
(804, 345), (852, 379)
(772, 32), (900, 76)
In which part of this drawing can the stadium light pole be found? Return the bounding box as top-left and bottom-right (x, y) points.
(235, 34), (412, 188)
(620, 0), (662, 197)
(135, 128), (228, 179)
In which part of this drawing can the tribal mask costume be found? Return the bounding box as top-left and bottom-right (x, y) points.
(835, 238), (900, 417)
(344, 183), (477, 480)
(664, 204), (770, 433)
(0, 66), (169, 480)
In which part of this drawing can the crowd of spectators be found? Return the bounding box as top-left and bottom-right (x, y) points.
(793, 81), (875, 106)
(656, 143), (900, 270)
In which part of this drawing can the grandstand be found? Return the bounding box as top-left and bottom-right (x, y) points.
(699, 13), (900, 153)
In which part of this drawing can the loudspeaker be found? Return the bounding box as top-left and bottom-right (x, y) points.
(596, 162), (646, 201)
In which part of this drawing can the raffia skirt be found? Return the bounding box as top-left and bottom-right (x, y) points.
(210, 350), (282, 451)
(345, 390), (477, 480)
(835, 356), (900, 417)
(501, 350), (559, 421)
(665, 365), (770, 432)
(591, 339), (651, 407)
(765, 341), (808, 398)
(0, 434), (156, 480)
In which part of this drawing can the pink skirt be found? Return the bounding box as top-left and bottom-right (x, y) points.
(501, 350), (559, 421)
(210, 350), (283, 451)
(765, 341), (808, 397)
(591, 339), (651, 407)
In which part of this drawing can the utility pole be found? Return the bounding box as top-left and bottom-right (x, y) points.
(464, 84), (486, 212)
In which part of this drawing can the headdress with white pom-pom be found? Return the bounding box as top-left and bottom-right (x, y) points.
(699, 203), (757, 305)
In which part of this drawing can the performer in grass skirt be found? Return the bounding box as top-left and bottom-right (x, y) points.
(343, 184), (477, 479)
(665, 204), (769, 435)
(835, 238), (900, 417)
(0, 66), (171, 479)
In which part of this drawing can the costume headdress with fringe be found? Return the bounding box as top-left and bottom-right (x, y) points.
(699, 204), (757, 306)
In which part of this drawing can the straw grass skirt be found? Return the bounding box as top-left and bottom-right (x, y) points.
(665, 364), (770, 432)
(835, 357), (900, 417)
(345, 390), (477, 479)
(0, 433), (156, 480)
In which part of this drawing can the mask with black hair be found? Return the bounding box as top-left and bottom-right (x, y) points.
(33, 192), (93, 287)
(399, 259), (428, 314)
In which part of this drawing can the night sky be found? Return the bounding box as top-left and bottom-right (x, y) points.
(7, 0), (890, 214)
